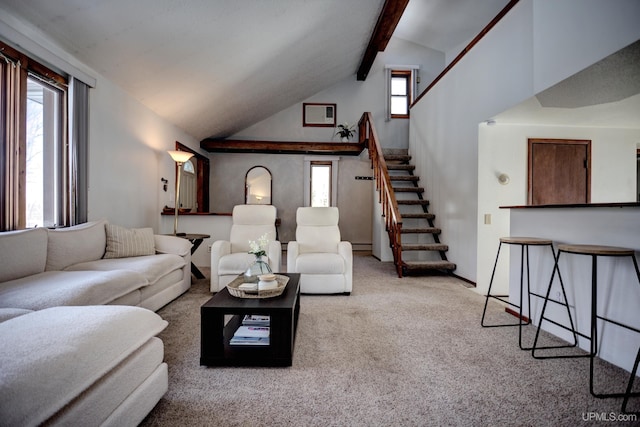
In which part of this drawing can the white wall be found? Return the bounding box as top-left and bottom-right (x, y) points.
(409, 0), (640, 283)
(0, 7), (203, 232)
(477, 124), (640, 296)
(371, 182), (394, 262)
(88, 76), (202, 230)
(532, 0), (640, 94)
(234, 37), (444, 150)
(206, 152), (372, 253)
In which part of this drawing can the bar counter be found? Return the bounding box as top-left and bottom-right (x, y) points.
(500, 202), (640, 373)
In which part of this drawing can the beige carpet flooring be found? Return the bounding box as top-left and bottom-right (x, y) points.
(140, 253), (639, 426)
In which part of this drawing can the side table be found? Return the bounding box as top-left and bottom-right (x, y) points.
(173, 233), (209, 279)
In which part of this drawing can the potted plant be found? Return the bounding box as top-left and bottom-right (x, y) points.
(336, 122), (356, 142)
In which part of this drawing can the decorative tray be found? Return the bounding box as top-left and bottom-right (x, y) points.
(226, 274), (289, 299)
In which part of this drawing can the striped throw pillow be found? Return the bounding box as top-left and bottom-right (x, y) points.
(103, 224), (155, 259)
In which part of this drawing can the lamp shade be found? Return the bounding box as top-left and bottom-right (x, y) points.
(168, 150), (194, 163)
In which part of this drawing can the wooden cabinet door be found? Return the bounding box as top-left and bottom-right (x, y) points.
(528, 139), (590, 205)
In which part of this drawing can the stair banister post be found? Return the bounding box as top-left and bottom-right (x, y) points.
(360, 112), (404, 277)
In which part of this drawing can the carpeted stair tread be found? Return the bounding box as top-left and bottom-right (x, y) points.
(387, 164), (415, 171)
(402, 243), (449, 251)
(402, 227), (441, 234)
(389, 175), (419, 181)
(400, 213), (435, 220)
(398, 199), (429, 205)
(402, 260), (456, 271)
(393, 187), (424, 193)
(384, 154), (411, 162)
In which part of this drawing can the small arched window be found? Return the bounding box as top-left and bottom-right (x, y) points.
(183, 159), (195, 174)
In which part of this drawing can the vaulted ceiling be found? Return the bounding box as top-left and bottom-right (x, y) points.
(0, 0), (511, 140)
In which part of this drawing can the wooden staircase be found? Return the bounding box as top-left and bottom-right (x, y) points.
(385, 151), (456, 276)
(359, 111), (455, 277)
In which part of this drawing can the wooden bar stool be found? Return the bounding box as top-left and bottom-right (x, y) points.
(481, 237), (575, 351)
(532, 244), (640, 400)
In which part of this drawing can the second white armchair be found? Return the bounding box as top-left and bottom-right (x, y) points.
(287, 207), (352, 295)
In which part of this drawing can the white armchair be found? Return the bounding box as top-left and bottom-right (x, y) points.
(210, 205), (281, 292)
(287, 207), (352, 295)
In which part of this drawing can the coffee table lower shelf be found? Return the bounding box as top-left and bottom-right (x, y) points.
(200, 273), (300, 367)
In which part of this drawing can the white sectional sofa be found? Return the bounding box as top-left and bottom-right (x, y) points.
(0, 219), (192, 426)
(0, 305), (169, 426)
(0, 219), (191, 312)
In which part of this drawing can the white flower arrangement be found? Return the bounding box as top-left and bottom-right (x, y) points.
(248, 233), (269, 258)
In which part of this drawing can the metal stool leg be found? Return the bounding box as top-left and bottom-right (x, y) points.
(628, 257), (640, 411)
(482, 240), (539, 350)
(518, 243), (533, 349)
(531, 249), (581, 358)
(622, 346), (640, 414)
(481, 241), (504, 326)
(482, 242), (529, 330)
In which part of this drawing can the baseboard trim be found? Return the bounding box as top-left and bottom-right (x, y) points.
(452, 273), (475, 288)
(505, 306), (529, 323)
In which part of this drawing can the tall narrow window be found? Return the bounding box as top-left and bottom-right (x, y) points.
(310, 161), (332, 207)
(390, 70), (411, 118)
(304, 156), (338, 207)
(1, 41), (69, 231)
(179, 159), (197, 211)
(26, 77), (65, 228)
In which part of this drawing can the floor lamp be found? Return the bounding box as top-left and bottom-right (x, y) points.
(168, 150), (194, 236)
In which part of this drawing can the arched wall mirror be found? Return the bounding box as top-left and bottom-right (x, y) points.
(245, 166), (272, 204)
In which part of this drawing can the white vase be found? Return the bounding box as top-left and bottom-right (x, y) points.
(341, 136), (349, 142)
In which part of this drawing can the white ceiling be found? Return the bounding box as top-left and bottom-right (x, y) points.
(0, 0), (514, 141)
(495, 39), (640, 128)
(393, 0), (510, 53)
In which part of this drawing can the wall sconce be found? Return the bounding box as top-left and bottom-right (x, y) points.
(168, 150), (195, 235)
(497, 173), (510, 185)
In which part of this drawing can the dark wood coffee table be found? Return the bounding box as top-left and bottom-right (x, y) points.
(200, 273), (300, 367)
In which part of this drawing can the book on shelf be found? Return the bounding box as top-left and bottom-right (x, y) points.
(242, 314), (270, 326)
(230, 324), (270, 346)
(229, 336), (270, 346)
(233, 325), (269, 338)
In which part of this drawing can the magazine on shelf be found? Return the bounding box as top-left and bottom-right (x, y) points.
(230, 324), (270, 346)
(233, 325), (269, 338)
(242, 315), (270, 326)
(229, 336), (270, 345)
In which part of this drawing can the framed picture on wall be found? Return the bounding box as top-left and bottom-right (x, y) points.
(303, 103), (336, 127)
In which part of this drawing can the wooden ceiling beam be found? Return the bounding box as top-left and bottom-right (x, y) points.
(200, 139), (366, 156)
(357, 0), (409, 81)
